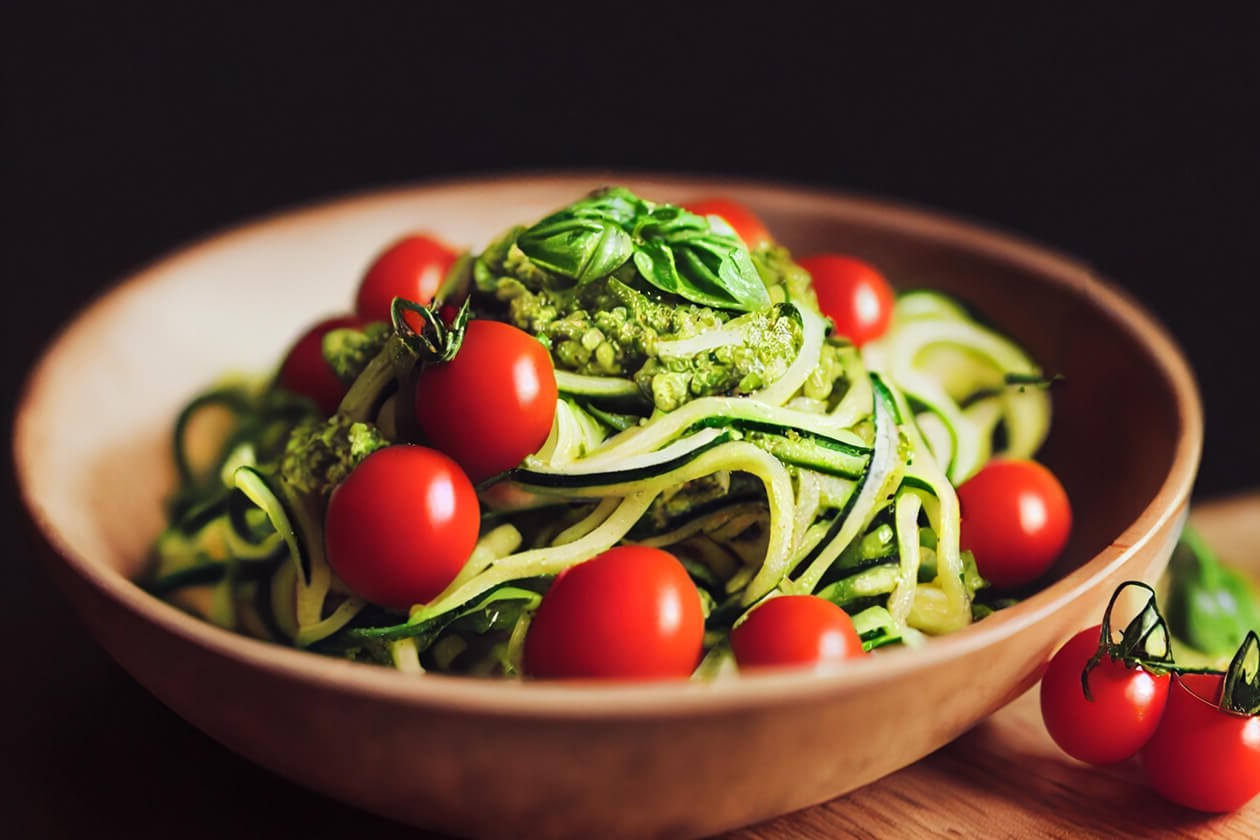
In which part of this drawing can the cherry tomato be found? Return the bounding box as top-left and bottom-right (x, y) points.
(355, 233), (458, 323)
(682, 197), (773, 250)
(957, 457), (1072, 589)
(523, 546), (705, 680)
(730, 595), (865, 671)
(1140, 672), (1260, 812)
(324, 445), (479, 610)
(277, 314), (363, 415)
(795, 254), (895, 348)
(1039, 625), (1171, 765)
(414, 319), (558, 484)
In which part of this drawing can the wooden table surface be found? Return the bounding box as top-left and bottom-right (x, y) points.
(7, 492), (1260, 839)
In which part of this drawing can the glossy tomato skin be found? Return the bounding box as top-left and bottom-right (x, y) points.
(1039, 625), (1171, 765)
(324, 445), (479, 610)
(795, 254), (895, 348)
(277, 314), (363, 415)
(523, 546), (705, 680)
(414, 319), (558, 484)
(957, 457), (1072, 589)
(355, 233), (458, 323)
(1141, 672), (1260, 812)
(682, 197), (773, 250)
(730, 595), (865, 671)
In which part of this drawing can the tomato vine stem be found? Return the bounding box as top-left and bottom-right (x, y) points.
(1079, 580), (1260, 715)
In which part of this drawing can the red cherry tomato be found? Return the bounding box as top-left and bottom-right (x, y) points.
(957, 457), (1072, 589)
(682, 197), (773, 250)
(355, 233), (458, 323)
(730, 594), (865, 671)
(414, 319), (558, 484)
(277, 314), (363, 415)
(1039, 625), (1171, 765)
(324, 445), (479, 610)
(1141, 672), (1260, 812)
(795, 254), (895, 348)
(523, 546), (705, 680)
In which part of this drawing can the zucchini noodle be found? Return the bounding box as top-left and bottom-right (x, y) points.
(145, 188), (1059, 678)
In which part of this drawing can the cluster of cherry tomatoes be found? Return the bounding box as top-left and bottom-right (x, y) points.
(1040, 600), (1260, 812)
(276, 232), (560, 613)
(271, 194), (1074, 681)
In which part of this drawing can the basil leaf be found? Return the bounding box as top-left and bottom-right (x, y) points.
(697, 212), (741, 240)
(635, 205), (770, 312)
(631, 238), (684, 296)
(1165, 524), (1260, 657)
(665, 230), (770, 312)
(516, 216), (634, 283)
(515, 187), (771, 312)
(566, 186), (649, 226)
(634, 203), (706, 237)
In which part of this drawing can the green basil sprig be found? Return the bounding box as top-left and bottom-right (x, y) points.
(516, 186), (771, 312)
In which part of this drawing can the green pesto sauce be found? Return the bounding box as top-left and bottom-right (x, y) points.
(471, 226), (819, 412)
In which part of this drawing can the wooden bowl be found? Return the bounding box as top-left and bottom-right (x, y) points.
(13, 172), (1202, 839)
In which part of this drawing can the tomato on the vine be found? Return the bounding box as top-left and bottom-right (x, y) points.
(795, 254), (895, 348)
(1039, 625), (1171, 765)
(730, 595), (865, 671)
(277, 314), (363, 415)
(523, 545), (705, 680)
(957, 457), (1072, 589)
(355, 233), (458, 323)
(1140, 672), (1260, 813)
(324, 445), (480, 610)
(414, 319), (558, 484)
(682, 197), (773, 250)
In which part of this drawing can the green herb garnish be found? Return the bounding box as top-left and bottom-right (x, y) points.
(516, 186), (771, 312)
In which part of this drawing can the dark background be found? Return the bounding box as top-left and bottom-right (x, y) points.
(4, 4), (1258, 836)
